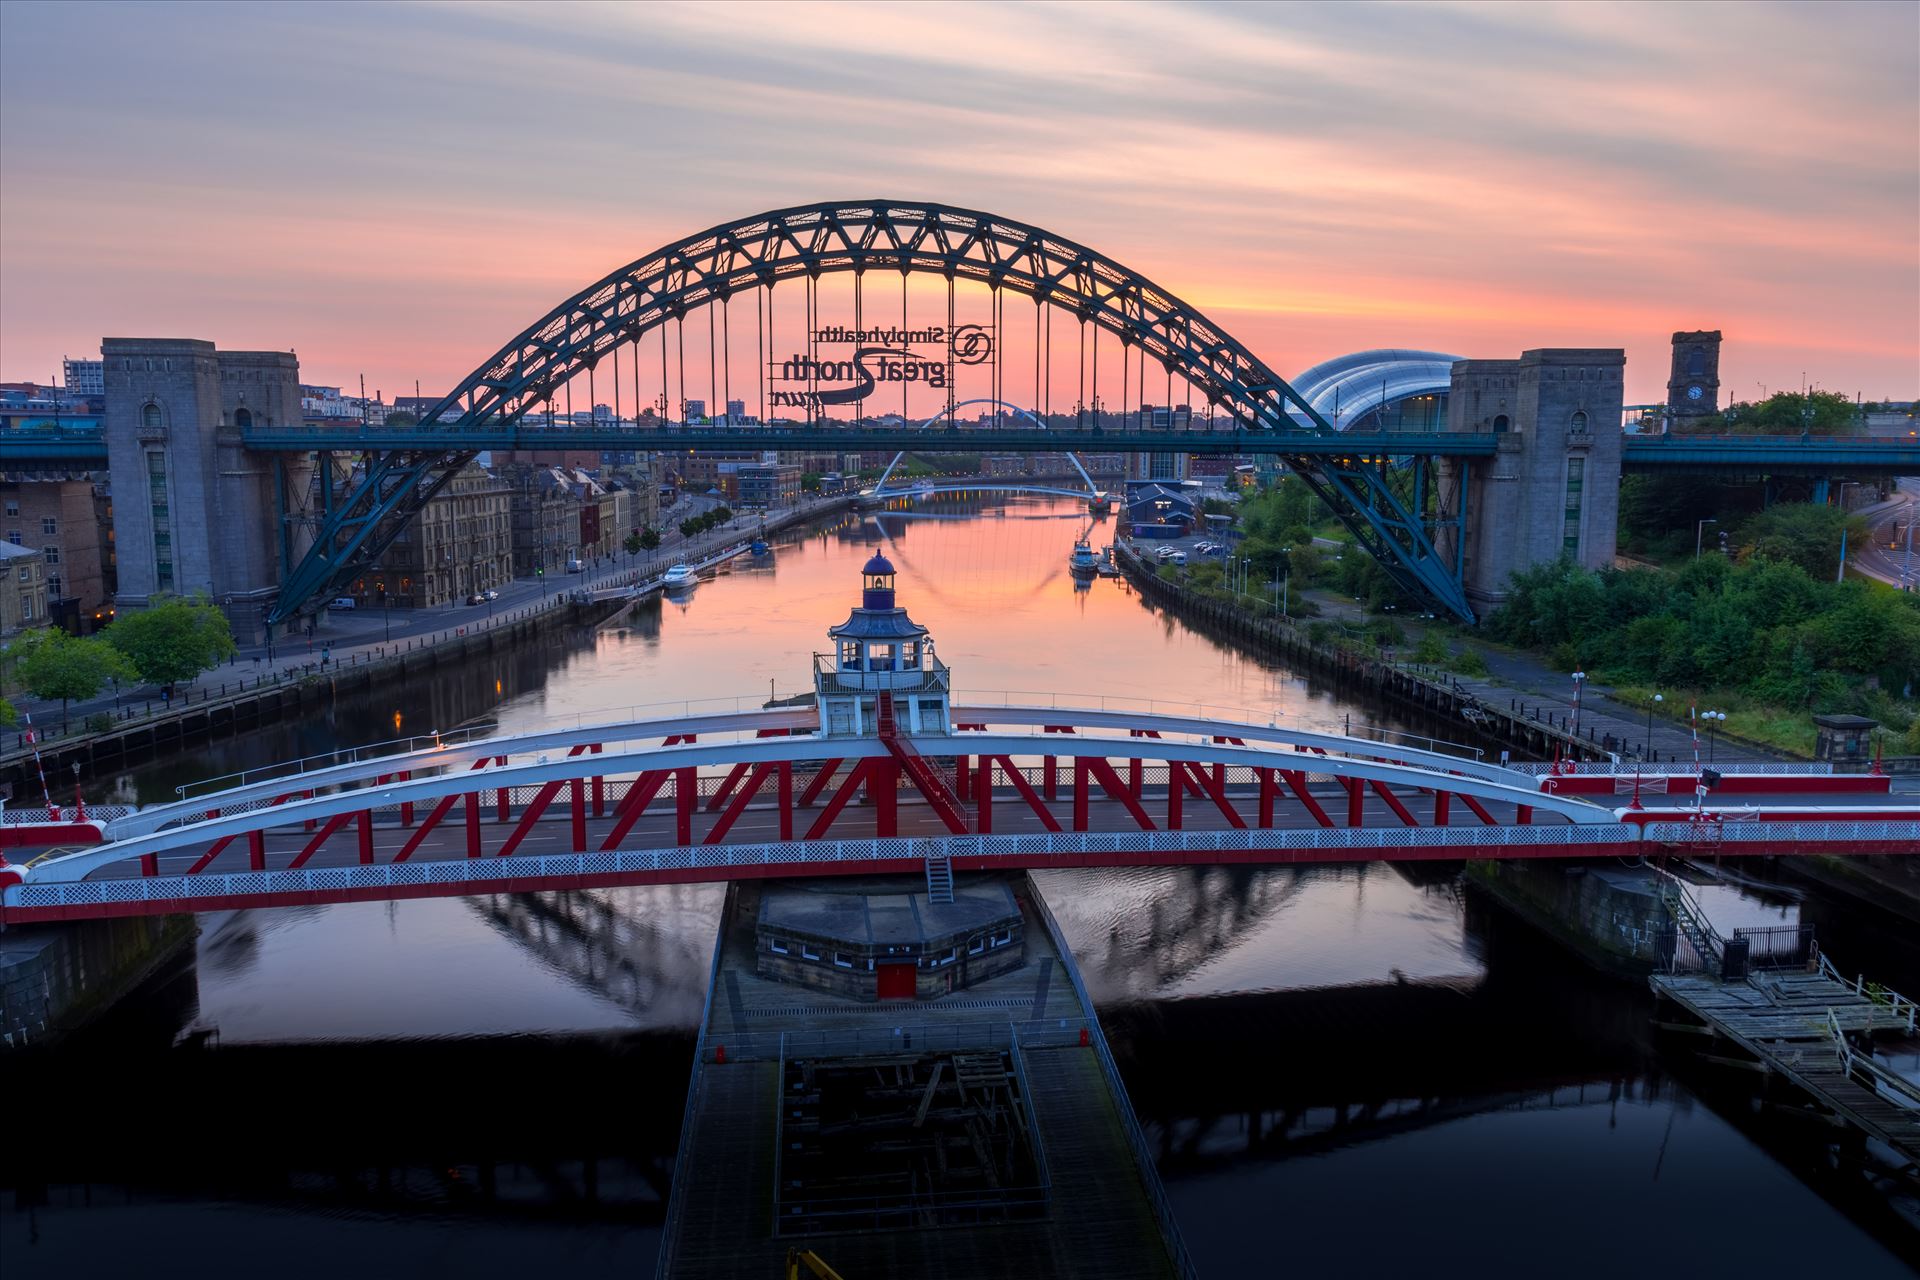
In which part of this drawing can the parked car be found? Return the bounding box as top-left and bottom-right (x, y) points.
(1168, 551), (1188, 566)
(566, 558), (585, 573)
(466, 593), (486, 606)
(483, 588), (499, 601)
(1155, 548), (1177, 562)
(327, 597), (356, 611)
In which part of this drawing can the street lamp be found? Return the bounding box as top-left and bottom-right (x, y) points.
(1702, 709), (1726, 763)
(1694, 518), (1717, 558)
(1644, 692), (1664, 759)
(1570, 671), (1587, 735)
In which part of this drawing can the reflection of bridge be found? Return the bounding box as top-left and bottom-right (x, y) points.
(5, 703), (1915, 925)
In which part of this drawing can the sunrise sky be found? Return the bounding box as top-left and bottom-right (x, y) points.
(2, 0), (1915, 408)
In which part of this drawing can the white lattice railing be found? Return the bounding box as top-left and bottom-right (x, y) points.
(10, 824), (1646, 909)
(1508, 761), (1834, 777)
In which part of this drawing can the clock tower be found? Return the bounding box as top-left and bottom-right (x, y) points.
(1667, 329), (1722, 417)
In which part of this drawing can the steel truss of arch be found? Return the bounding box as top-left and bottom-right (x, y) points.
(271, 201), (1474, 624)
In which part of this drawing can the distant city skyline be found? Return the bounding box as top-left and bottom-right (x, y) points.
(2, 0), (1915, 407)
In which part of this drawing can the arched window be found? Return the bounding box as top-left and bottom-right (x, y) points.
(1570, 411), (1588, 432)
(1492, 414), (1510, 432)
(141, 403), (161, 430)
(1686, 348), (1706, 377)
(234, 408), (252, 428)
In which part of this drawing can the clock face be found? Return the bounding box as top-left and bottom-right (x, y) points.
(1686, 385), (1704, 401)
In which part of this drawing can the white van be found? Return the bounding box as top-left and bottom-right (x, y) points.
(1168, 551), (1187, 566)
(566, 558), (585, 573)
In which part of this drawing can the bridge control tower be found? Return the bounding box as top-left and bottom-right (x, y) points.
(814, 554), (952, 736)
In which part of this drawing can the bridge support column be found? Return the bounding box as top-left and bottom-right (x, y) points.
(249, 828), (266, 871)
(955, 755), (971, 802)
(570, 779), (587, 852)
(590, 745), (605, 817)
(777, 762), (793, 841)
(1346, 778), (1364, 828)
(1167, 764), (1183, 830)
(1043, 757), (1057, 801)
(1516, 804), (1532, 825)
(874, 759), (899, 838)
(496, 757), (509, 822)
(1257, 768), (1277, 828)
(357, 810), (374, 865)
(303, 790), (316, 832)
(466, 793), (482, 857)
(977, 757), (993, 834)
(1073, 759), (1089, 831)
(1433, 791), (1451, 826)
(676, 769), (696, 845)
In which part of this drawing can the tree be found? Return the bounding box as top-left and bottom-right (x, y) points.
(383, 411), (418, 426)
(1735, 503), (1865, 579)
(104, 596), (237, 692)
(801, 472), (823, 493)
(17, 630), (136, 731)
(623, 531), (643, 557)
(1705, 390), (1860, 437)
(639, 526), (662, 551)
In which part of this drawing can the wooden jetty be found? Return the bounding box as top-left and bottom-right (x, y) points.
(658, 872), (1189, 1279)
(1651, 965), (1920, 1167)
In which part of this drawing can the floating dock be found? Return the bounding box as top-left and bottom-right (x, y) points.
(1652, 965), (1920, 1167)
(659, 871), (1188, 1278)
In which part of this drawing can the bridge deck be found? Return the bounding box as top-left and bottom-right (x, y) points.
(1651, 972), (1920, 1162)
(661, 877), (1179, 1278)
(81, 782), (1544, 881)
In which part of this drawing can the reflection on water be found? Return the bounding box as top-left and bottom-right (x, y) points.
(14, 498), (1920, 1274)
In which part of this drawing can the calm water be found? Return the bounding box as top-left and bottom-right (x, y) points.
(7, 498), (1918, 1276)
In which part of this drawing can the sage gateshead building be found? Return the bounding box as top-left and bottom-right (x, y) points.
(1287, 348), (1462, 431)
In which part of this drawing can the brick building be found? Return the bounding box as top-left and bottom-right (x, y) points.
(368, 462), (513, 607)
(0, 542), (50, 636)
(0, 479), (112, 632)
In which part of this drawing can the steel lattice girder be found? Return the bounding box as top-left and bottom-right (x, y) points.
(273, 200), (1475, 623)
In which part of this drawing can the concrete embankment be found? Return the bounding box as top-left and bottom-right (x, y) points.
(1, 912), (197, 1048)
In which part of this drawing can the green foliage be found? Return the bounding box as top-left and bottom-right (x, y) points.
(103, 596), (236, 692)
(1448, 648), (1490, 677)
(1735, 503), (1865, 579)
(85, 712), (114, 734)
(17, 629), (137, 727)
(1487, 550), (1920, 715)
(1695, 390), (1861, 437)
(0, 697), (16, 728)
(383, 411), (418, 426)
(1412, 631), (1448, 664)
(622, 532), (643, 556)
(801, 472), (823, 493)
(639, 526), (662, 551)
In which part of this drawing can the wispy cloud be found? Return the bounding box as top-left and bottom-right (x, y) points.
(1, 0), (1913, 401)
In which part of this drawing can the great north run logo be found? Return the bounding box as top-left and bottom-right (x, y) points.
(769, 324), (992, 407)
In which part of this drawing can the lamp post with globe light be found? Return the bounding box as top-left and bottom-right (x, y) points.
(1702, 710), (1727, 763)
(1644, 692), (1664, 759)
(1570, 671), (1587, 736)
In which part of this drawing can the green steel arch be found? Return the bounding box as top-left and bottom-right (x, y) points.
(272, 200), (1472, 624)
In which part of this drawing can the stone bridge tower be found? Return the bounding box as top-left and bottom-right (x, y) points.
(1436, 348), (1625, 613)
(103, 338), (313, 641)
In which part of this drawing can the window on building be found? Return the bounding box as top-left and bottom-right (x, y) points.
(17, 566), (30, 582)
(40, 517), (56, 536)
(5, 530), (19, 545)
(968, 935), (985, 956)
(1570, 411), (1588, 433)
(768, 937), (789, 955)
(1563, 457), (1585, 556)
(147, 451), (174, 591)
(869, 643), (894, 668)
(800, 943), (821, 962)
(832, 952), (854, 970)
(3, 502), (16, 517)
(234, 408), (252, 428)
(1492, 414), (1510, 432)
(141, 403), (161, 430)
(20, 598), (32, 621)
(43, 546), (58, 566)
(990, 927), (1012, 947)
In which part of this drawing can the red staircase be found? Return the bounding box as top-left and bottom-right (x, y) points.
(875, 692), (971, 835)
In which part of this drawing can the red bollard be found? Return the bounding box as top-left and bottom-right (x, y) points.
(1078, 1027), (1089, 1048)
(715, 1044), (727, 1064)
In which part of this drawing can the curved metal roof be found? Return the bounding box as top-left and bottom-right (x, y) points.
(1289, 349), (1462, 430)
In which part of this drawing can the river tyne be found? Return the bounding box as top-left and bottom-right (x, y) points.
(6, 497), (1918, 1276)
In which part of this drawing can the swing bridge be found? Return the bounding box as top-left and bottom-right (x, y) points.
(4, 697), (1915, 926)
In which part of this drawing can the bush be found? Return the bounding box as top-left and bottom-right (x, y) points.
(86, 712), (115, 734)
(1448, 648), (1490, 677)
